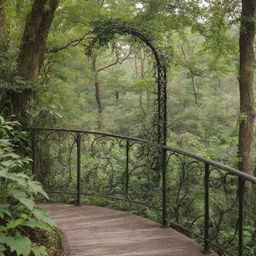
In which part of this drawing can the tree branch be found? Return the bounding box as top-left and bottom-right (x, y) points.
(49, 31), (92, 53)
(100, 0), (105, 8)
(96, 49), (132, 73)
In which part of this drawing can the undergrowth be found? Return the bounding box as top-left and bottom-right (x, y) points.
(0, 116), (62, 256)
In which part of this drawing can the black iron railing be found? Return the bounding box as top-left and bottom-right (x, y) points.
(30, 128), (256, 256)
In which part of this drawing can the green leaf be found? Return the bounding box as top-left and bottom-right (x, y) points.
(11, 232), (32, 256)
(0, 204), (11, 219)
(19, 197), (35, 211)
(1, 171), (27, 186)
(0, 116), (4, 125)
(1, 160), (16, 167)
(11, 190), (35, 210)
(28, 180), (49, 199)
(0, 231), (32, 256)
(23, 217), (51, 231)
(0, 244), (6, 254)
(3, 152), (20, 159)
(4, 217), (25, 231)
(31, 244), (48, 256)
(33, 208), (56, 227)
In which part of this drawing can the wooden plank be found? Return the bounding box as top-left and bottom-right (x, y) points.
(40, 204), (218, 256)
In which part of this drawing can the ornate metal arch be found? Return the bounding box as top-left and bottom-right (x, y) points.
(88, 19), (168, 145)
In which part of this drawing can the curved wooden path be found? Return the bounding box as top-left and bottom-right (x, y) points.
(41, 204), (217, 256)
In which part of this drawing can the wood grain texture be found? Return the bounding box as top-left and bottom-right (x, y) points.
(40, 204), (217, 256)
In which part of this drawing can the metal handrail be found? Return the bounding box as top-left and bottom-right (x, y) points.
(30, 127), (256, 184)
(30, 127), (256, 256)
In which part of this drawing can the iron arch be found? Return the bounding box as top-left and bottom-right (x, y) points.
(88, 20), (168, 145)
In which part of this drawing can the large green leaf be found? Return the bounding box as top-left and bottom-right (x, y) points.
(0, 231), (32, 256)
(33, 208), (56, 227)
(31, 244), (48, 256)
(4, 217), (25, 231)
(1, 171), (28, 186)
(0, 116), (4, 125)
(28, 180), (49, 199)
(11, 189), (35, 210)
(0, 244), (6, 256)
(23, 217), (51, 231)
(0, 203), (11, 219)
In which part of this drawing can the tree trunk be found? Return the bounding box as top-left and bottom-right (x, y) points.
(11, 0), (59, 118)
(0, 0), (10, 115)
(191, 74), (198, 105)
(238, 0), (256, 175)
(0, 0), (8, 77)
(115, 91), (119, 100)
(95, 78), (102, 114)
(179, 42), (199, 105)
(95, 74), (103, 129)
(139, 51), (146, 118)
(0, 0), (8, 52)
(139, 93), (146, 117)
(16, 0), (22, 15)
(0, 0), (8, 72)
(89, 54), (103, 128)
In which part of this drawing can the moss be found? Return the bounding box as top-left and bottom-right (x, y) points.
(26, 227), (64, 256)
(45, 228), (64, 256)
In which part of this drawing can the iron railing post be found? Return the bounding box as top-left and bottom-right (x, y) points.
(162, 148), (167, 227)
(204, 163), (210, 253)
(238, 177), (245, 256)
(125, 140), (129, 198)
(76, 133), (81, 206)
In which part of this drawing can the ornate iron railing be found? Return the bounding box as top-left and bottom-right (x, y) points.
(30, 128), (256, 256)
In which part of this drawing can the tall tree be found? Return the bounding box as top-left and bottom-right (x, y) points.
(0, 0), (8, 80)
(238, 0), (256, 175)
(10, 0), (59, 118)
(0, 0), (9, 114)
(0, 0), (8, 52)
(88, 49), (131, 128)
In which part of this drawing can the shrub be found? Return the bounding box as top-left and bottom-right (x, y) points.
(0, 116), (55, 256)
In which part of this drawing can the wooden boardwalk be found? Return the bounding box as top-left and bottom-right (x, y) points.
(41, 204), (217, 256)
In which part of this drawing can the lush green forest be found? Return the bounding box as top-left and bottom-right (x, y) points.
(0, 0), (254, 168)
(0, 0), (256, 255)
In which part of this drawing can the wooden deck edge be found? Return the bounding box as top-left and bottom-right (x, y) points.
(57, 228), (70, 256)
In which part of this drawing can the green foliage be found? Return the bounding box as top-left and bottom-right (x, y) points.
(25, 0), (241, 165)
(1, 1), (255, 255)
(0, 117), (55, 256)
